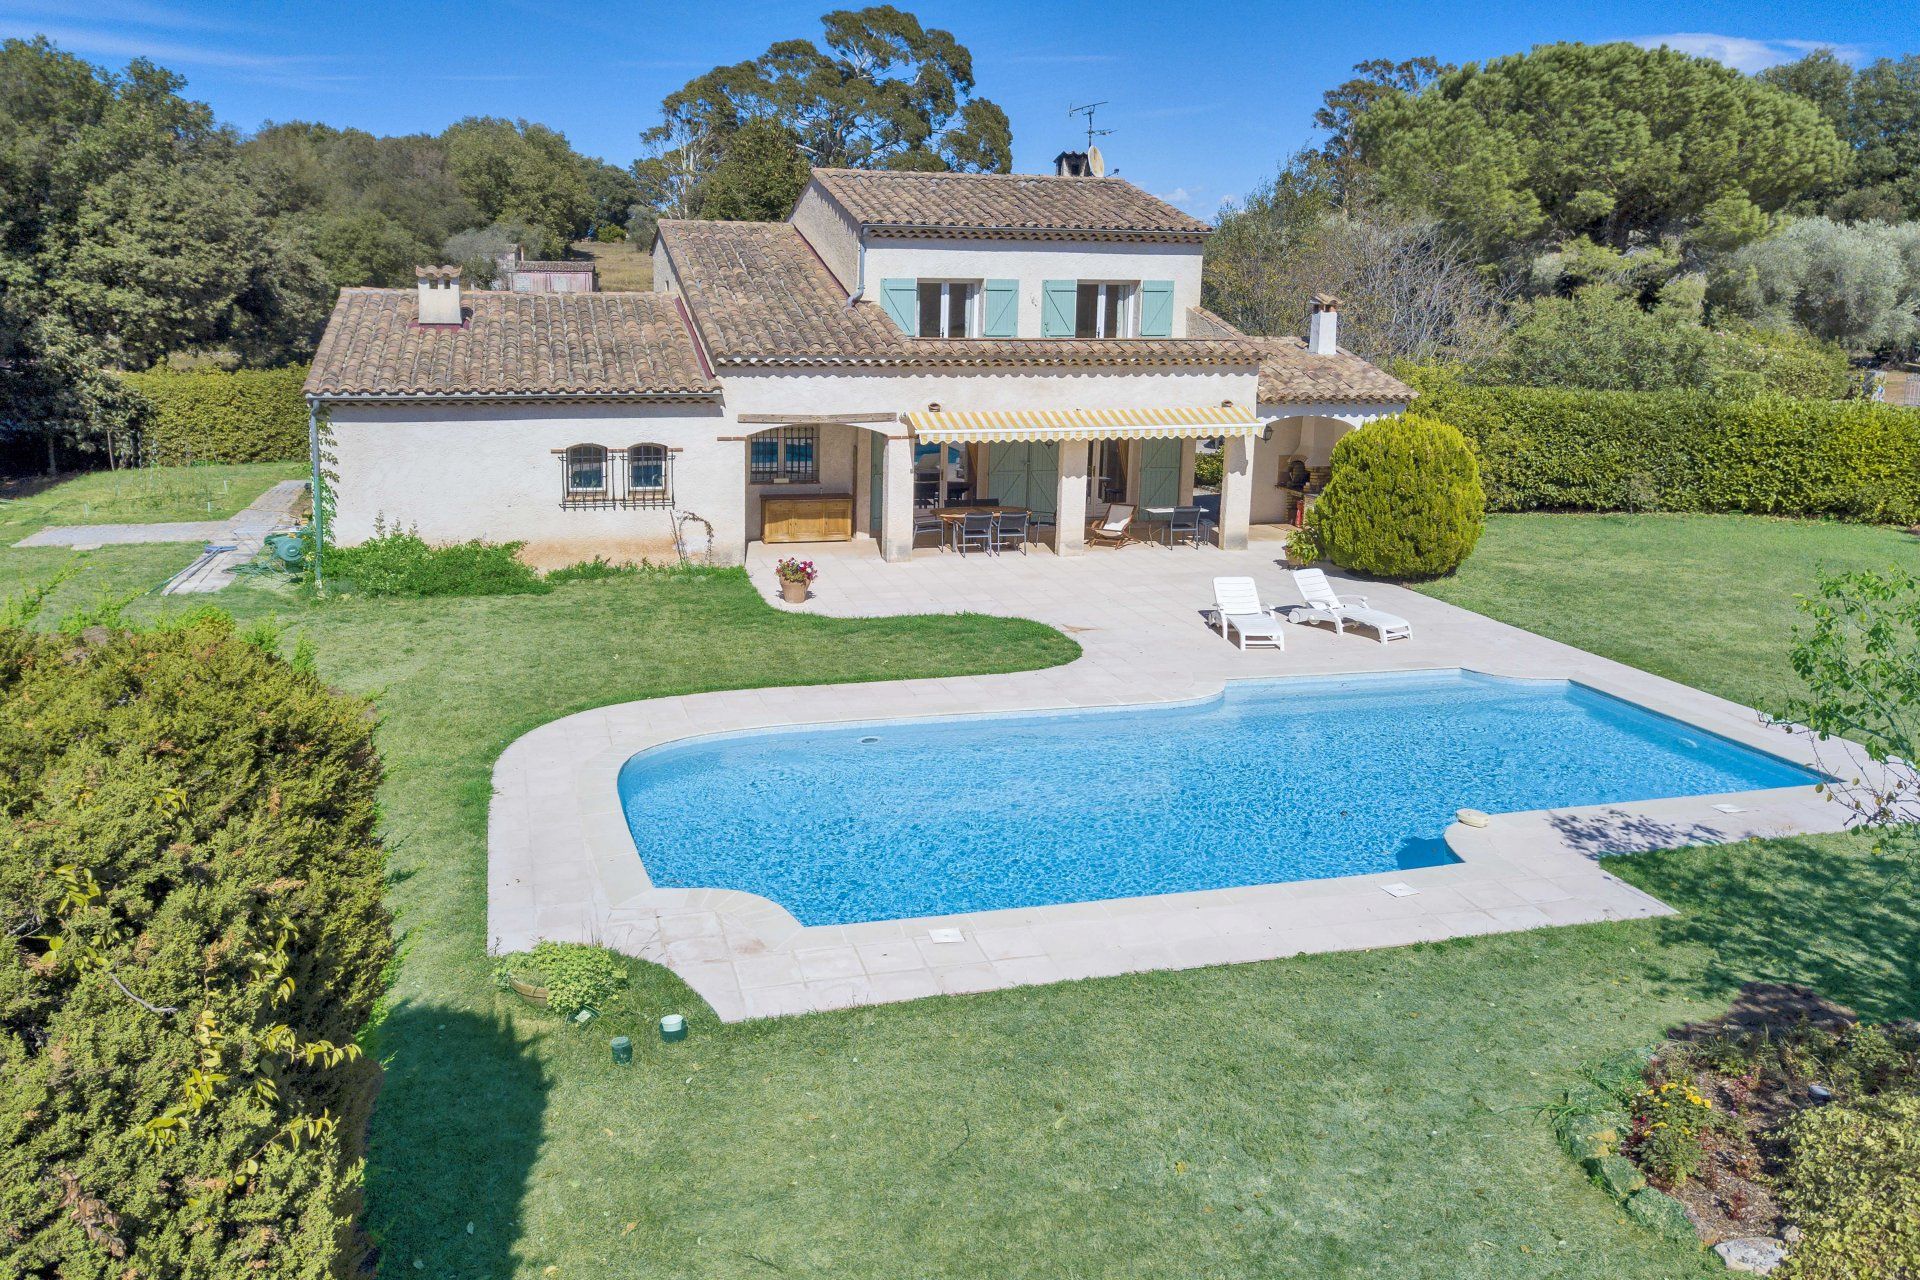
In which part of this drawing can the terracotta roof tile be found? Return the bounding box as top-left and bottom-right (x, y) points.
(304, 290), (718, 399)
(657, 219), (1260, 370)
(1188, 307), (1414, 405)
(809, 169), (1212, 241)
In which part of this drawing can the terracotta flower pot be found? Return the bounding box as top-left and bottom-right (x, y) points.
(506, 974), (549, 1006)
(780, 578), (809, 604)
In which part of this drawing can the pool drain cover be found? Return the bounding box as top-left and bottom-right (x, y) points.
(860, 735), (880, 744)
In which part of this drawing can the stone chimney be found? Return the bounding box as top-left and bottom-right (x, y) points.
(1307, 293), (1340, 355)
(1051, 148), (1108, 178)
(416, 265), (463, 325)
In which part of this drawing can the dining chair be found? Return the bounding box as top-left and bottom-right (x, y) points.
(990, 510), (1030, 556)
(957, 511), (995, 556)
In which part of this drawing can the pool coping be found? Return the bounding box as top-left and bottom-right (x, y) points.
(489, 636), (1874, 1022)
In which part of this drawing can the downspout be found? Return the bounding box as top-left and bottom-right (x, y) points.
(306, 398), (324, 593)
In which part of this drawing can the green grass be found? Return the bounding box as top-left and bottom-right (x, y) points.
(8, 512), (1912, 1277)
(0, 460), (304, 530)
(0, 463), (302, 622)
(1414, 513), (1920, 714)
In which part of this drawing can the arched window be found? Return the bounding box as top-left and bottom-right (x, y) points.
(628, 443), (668, 496)
(564, 444), (607, 495)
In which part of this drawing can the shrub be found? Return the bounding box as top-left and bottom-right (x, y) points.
(1777, 1093), (1920, 1280)
(1192, 449), (1224, 488)
(324, 526), (548, 598)
(1627, 1079), (1719, 1187)
(545, 556), (641, 585)
(492, 942), (627, 1018)
(1402, 369), (1920, 524)
(0, 613), (391, 1277)
(121, 367), (310, 464)
(1307, 412), (1485, 579)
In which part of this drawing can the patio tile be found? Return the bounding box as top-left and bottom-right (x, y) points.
(794, 946), (865, 981)
(971, 925), (1046, 961)
(733, 953), (806, 990)
(854, 940), (925, 973)
(935, 963), (1003, 995)
(991, 954), (1068, 987)
(864, 970), (942, 1002)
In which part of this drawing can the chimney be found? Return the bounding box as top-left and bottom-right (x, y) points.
(1307, 293), (1340, 355)
(416, 265), (463, 325)
(1053, 150), (1090, 177)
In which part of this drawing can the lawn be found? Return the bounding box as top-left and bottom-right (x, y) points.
(0, 463), (302, 621)
(16, 512), (1912, 1277)
(1414, 513), (1920, 715)
(0, 460), (306, 530)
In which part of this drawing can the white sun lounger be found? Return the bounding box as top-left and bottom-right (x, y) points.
(1212, 576), (1286, 650)
(1289, 567), (1413, 644)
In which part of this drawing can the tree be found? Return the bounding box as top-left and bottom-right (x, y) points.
(1358, 42), (1850, 255)
(1762, 51), (1920, 222)
(640, 6), (1012, 214)
(1205, 153), (1505, 363)
(1715, 217), (1920, 355)
(1310, 56), (1450, 203)
(583, 161), (643, 236)
(441, 117), (596, 243)
(1777, 569), (1920, 869)
(0, 38), (327, 466)
(304, 209), (431, 289)
(1491, 284), (1852, 397)
(698, 118), (811, 221)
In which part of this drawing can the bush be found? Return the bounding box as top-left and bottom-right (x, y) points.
(1192, 450), (1224, 488)
(1307, 412), (1485, 579)
(121, 367), (310, 464)
(492, 942), (628, 1018)
(0, 613), (391, 1277)
(1402, 369), (1920, 524)
(1777, 1093), (1920, 1280)
(325, 526), (548, 598)
(544, 556), (641, 585)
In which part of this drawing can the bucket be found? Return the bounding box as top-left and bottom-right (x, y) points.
(659, 1013), (687, 1043)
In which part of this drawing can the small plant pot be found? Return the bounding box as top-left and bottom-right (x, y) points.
(505, 974), (549, 1007)
(780, 578), (809, 604)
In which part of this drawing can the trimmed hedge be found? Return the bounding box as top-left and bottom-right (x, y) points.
(1404, 370), (1920, 525)
(122, 367), (310, 464)
(0, 613), (391, 1278)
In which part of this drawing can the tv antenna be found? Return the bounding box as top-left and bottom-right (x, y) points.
(1067, 101), (1114, 152)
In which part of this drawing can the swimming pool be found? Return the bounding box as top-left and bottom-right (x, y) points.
(616, 671), (1819, 926)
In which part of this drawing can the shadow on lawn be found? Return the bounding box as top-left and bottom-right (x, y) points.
(363, 1002), (548, 1278)
(1613, 833), (1920, 1023)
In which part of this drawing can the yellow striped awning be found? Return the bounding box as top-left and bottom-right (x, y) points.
(903, 404), (1263, 444)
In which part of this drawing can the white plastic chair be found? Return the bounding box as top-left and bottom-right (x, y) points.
(1212, 576), (1286, 650)
(1290, 568), (1413, 644)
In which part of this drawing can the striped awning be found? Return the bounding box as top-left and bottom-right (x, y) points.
(903, 404), (1263, 444)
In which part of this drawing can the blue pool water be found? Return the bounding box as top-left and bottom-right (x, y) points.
(617, 671), (1818, 926)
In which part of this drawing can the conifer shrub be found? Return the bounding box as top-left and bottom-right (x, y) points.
(0, 612), (391, 1278)
(1307, 412), (1486, 579)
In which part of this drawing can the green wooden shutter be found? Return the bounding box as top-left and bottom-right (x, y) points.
(1139, 280), (1175, 337)
(879, 279), (918, 335)
(1026, 442), (1059, 519)
(1041, 280), (1077, 337)
(1139, 438), (1180, 509)
(982, 279), (1018, 337)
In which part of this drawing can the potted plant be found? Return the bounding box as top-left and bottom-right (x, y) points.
(775, 557), (816, 604)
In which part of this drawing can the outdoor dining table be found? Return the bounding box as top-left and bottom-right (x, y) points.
(933, 506), (1029, 553)
(1141, 504), (1214, 547)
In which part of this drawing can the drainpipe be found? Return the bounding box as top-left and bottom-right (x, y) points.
(306, 398), (324, 593)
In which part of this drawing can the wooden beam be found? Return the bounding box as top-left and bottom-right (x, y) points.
(734, 412), (899, 425)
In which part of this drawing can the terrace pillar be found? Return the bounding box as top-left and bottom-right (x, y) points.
(1054, 438), (1089, 556)
(880, 433), (916, 562)
(1218, 434), (1253, 551)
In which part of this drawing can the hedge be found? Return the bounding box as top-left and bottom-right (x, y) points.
(1404, 371), (1920, 525)
(1308, 413), (1485, 579)
(122, 367), (310, 464)
(0, 613), (391, 1278)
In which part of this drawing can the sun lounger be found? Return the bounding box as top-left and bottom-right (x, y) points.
(1212, 576), (1286, 650)
(1289, 568), (1412, 644)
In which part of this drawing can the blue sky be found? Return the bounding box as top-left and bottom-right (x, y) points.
(0, 0), (1900, 217)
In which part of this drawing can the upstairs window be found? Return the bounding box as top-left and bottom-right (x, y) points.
(916, 281), (978, 337)
(1075, 282), (1136, 338)
(749, 426), (819, 484)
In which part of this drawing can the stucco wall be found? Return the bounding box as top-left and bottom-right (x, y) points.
(859, 238), (1205, 337)
(724, 365), (1258, 418)
(325, 401), (743, 567)
(1248, 412), (1375, 525)
(791, 184), (862, 294)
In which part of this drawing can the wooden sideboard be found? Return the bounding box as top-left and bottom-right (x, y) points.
(762, 493), (854, 543)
